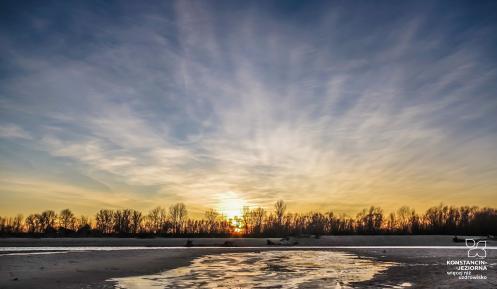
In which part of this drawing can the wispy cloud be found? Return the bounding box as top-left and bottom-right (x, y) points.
(0, 1), (496, 215)
(0, 124), (32, 140)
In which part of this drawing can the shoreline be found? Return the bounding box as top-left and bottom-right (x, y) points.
(0, 247), (211, 289)
(0, 234), (490, 247)
(1, 236), (496, 288)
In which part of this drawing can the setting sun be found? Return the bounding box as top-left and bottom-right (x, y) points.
(217, 191), (246, 219)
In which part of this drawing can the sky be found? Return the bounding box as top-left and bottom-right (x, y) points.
(1, 1), (497, 218)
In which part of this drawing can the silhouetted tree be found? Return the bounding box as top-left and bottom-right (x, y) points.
(241, 207), (252, 235)
(146, 206), (167, 234)
(274, 200), (286, 226)
(205, 209), (220, 234)
(25, 214), (40, 233)
(252, 207), (266, 236)
(273, 200), (287, 236)
(77, 215), (91, 230)
(2, 203), (497, 237)
(309, 212), (326, 236)
(356, 206), (383, 234)
(96, 209), (114, 234)
(169, 203), (187, 235)
(130, 210), (142, 234)
(59, 209), (76, 231)
(113, 209), (132, 235)
(39, 210), (57, 233)
(0, 214), (23, 235)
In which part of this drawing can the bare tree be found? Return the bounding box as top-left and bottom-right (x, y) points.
(356, 206), (383, 234)
(114, 209), (132, 235)
(12, 214), (23, 233)
(146, 207), (167, 234)
(96, 209), (114, 234)
(59, 209), (76, 230)
(309, 212), (326, 236)
(0, 215), (23, 234)
(274, 200), (287, 226)
(252, 207), (266, 236)
(241, 206), (253, 235)
(25, 214), (40, 233)
(169, 203), (187, 235)
(204, 209), (220, 234)
(396, 206), (415, 233)
(39, 210), (57, 232)
(130, 210), (142, 234)
(386, 212), (397, 232)
(77, 215), (91, 230)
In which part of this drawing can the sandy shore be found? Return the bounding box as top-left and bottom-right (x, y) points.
(349, 247), (497, 288)
(1, 236), (495, 288)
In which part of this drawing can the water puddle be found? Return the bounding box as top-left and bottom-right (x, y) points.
(111, 250), (408, 288)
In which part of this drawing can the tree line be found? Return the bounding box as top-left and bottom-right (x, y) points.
(0, 201), (496, 237)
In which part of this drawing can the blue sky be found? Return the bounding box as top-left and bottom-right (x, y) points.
(1, 1), (497, 216)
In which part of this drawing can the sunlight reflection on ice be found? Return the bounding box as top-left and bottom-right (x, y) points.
(111, 250), (410, 289)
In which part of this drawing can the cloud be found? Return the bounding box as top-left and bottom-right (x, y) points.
(0, 1), (496, 215)
(0, 124), (32, 139)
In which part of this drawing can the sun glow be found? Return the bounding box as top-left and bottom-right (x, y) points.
(217, 191), (246, 219)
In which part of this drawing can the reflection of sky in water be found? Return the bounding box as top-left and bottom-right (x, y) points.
(112, 250), (409, 288)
